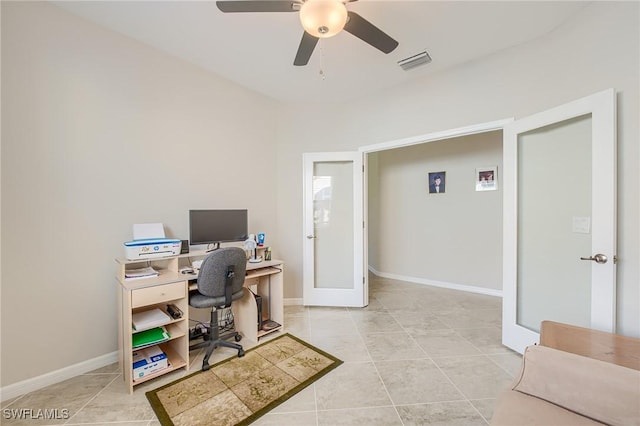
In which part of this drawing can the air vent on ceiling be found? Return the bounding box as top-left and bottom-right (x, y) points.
(398, 50), (432, 71)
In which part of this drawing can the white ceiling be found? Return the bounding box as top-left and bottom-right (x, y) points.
(53, 1), (590, 103)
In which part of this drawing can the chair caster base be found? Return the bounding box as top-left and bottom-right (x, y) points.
(201, 363), (211, 372)
(238, 349), (245, 357)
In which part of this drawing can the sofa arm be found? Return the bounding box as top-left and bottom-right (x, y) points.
(512, 345), (640, 426)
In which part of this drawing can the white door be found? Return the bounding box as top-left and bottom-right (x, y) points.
(503, 89), (617, 353)
(303, 152), (366, 307)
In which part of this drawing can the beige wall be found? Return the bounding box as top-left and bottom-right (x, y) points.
(275, 2), (639, 336)
(1, 2), (279, 386)
(368, 132), (503, 292)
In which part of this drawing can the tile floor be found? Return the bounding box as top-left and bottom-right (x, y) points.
(2, 275), (522, 425)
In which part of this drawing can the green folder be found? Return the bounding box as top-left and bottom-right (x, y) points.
(132, 326), (170, 348)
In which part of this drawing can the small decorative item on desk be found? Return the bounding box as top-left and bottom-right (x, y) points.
(257, 232), (265, 246)
(264, 246), (272, 261)
(244, 237), (262, 263)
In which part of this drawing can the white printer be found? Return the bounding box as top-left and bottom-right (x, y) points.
(123, 223), (182, 260)
(124, 238), (181, 260)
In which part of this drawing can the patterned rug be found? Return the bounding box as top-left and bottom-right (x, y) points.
(146, 333), (343, 426)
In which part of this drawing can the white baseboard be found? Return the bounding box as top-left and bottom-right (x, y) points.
(368, 266), (503, 298)
(0, 351), (119, 402)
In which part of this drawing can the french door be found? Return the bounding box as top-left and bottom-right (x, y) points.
(302, 152), (366, 307)
(502, 89), (617, 353)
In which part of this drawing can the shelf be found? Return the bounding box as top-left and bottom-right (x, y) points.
(131, 322), (186, 342)
(246, 266), (282, 279)
(257, 325), (283, 339)
(121, 270), (184, 291)
(131, 345), (187, 386)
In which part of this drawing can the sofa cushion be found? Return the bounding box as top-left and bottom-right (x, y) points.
(512, 345), (640, 426)
(491, 389), (605, 425)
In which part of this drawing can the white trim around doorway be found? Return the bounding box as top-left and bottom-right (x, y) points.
(359, 118), (514, 154)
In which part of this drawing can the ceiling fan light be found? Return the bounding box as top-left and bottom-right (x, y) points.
(299, 0), (348, 38)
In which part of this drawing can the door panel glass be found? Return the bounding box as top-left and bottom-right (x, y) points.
(313, 161), (354, 290)
(517, 114), (592, 332)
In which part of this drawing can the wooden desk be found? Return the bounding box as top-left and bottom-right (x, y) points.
(116, 251), (284, 393)
(187, 259), (284, 343)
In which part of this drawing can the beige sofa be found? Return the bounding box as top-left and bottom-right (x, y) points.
(492, 321), (640, 426)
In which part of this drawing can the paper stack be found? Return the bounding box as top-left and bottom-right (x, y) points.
(132, 308), (171, 331)
(132, 345), (168, 381)
(124, 266), (159, 280)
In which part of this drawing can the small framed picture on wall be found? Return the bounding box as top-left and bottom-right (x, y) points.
(428, 171), (446, 194)
(476, 166), (498, 191)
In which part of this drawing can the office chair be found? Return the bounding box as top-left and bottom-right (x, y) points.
(189, 247), (246, 371)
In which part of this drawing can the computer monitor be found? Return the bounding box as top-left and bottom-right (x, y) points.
(189, 209), (248, 247)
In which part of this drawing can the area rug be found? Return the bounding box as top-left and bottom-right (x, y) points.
(146, 333), (343, 426)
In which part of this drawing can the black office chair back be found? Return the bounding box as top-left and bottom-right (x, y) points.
(197, 247), (247, 299)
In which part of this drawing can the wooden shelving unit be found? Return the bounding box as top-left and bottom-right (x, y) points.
(116, 248), (284, 393)
(116, 256), (189, 394)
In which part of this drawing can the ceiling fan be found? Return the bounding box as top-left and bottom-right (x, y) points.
(216, 0), (399, 66)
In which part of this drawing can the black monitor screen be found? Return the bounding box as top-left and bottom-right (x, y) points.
(189, 209), (248, 245)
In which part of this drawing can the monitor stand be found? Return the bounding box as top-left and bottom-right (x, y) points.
(206, 242), (221, 252)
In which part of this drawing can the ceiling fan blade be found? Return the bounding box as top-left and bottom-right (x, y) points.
(216, 1), (299, 13)
(294, 32), (319, 66)
(343, 11), (398, 54)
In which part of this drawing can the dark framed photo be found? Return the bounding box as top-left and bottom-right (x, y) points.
(428, 171), (446, 194)
(476, 166), (497, 191)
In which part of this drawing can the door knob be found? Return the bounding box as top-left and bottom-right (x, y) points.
(580, 253), (608, 264)
(306, 235), (316, 239)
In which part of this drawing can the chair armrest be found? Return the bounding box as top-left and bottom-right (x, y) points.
(539, 320), (640, 370)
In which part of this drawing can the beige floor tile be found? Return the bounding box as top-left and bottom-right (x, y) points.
(413, 329), (483, 357)
(353, 296), (387, 311)
(314, 362), (392, 410)
(372, 292), (427, 311)
(350, 310), (404, 334)
(396, 400), (488, 425)
(318, 406), (402, 425)
(1, 374), (117, 426)
(436, 309), (502, 329)
(362, 331), (426, 361)
(254, 410), (317, 425)
(389, 310), (451, 334)
(433, 356), (514, 400)
(67, 375), (156, 423)
(309, 316), (360, 338)
(487, 352), (523, 377)
(454, 294), (502, 310)
(308, 306), (351, 320)
(310, 333), (372, 363)
(455, 327), (512, 354)
(376, 359), (465, 404)
(469, 398), (497, 423)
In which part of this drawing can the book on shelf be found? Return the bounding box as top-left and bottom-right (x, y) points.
(132, 308), (171, 331)
(125, 266), (159, 280)
(132, 326), (170, 348)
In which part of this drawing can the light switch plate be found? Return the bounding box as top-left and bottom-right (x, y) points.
(572, 216), (591, 234)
